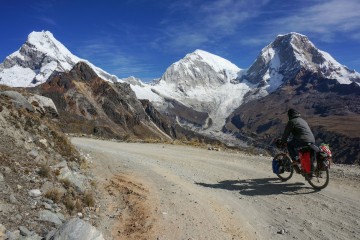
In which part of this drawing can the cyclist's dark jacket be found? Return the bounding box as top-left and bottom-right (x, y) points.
(281, 114), (315, 143)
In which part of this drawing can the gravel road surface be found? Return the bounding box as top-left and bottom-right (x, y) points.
(71, 137), (360, 240)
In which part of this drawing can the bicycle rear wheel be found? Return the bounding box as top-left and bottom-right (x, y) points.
(307, 168), (329, 190)
(274, 153), (294, 181)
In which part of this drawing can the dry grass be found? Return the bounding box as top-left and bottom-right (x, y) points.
(53, 168), (61, 176)
(60, 178), (72, 189)
(63, 196), (76, 213)
(83, 191), (95, 207)
(79, 159), (90, 170)
(44, 188), (63, 203)
(63, 196), (83, 213)
(38, 164), (52, 178)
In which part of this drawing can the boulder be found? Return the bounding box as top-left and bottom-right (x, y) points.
(38, 210), (63, 226)
(27, 94), (59, 117)
(0, 91), (33, 112)
(54, 161), (87, 192)
(29, 189), (42, 198)
(47, 218), (104, 240)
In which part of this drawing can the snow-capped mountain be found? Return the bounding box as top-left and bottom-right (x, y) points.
(144, 50), (253, 131)
(238, 32), (360, 91)
(0, 31), (119, 87)
(122, 76), (145, 87)
(161, 49), (241, 90)
(1, 31), (359, 139)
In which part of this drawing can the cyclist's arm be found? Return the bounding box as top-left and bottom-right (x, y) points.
(281, 121), (293, 142)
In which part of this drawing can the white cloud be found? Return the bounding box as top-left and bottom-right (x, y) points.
(235, 0), (360, 47)
(76, 38), (156, 78)
(266, 0), (360, 41)
(157, 0), (270, 50)
(37, 17), (57, 26)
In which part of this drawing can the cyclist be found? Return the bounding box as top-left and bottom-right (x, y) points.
(281, 109), (315, 164)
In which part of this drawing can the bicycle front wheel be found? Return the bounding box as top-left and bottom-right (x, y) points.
(274, 153), (294, 181)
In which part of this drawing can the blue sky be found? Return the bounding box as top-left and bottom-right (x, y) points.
(1, 0), (359, 81)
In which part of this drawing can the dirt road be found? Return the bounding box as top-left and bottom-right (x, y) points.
(71, 137), (360, 240)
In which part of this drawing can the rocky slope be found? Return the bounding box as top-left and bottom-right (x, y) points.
(29, 61), (213, 143)
(29, 62), (168, 140)
(0, 85), (104, 239)
(224, 71), (360, 164)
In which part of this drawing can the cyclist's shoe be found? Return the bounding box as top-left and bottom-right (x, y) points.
(291, 160), (300, 166)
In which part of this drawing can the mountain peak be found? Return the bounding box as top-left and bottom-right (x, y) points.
(159, 49), (241, 91)
(240, 32), (360, 89)
(25, 30), (76, 60)
(184, 49), (240, 73)
(0, 31), (120, 87)
(276, 32), (308, 39)
(28, 30), (56, 43)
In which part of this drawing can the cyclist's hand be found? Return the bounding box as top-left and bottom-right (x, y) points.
(275, 139), (286, 148)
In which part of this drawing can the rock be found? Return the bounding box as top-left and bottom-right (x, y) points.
(29, 189), (42, 198)
(6, 230), (20, 240)
(38, 210), (63, 226)
(22, 234), (43, 240)
(54, 161), (87, 192)
(28, 149), (39, 159)
(43, 198), (54, 204)
(48, 218), (105, 240)
(39, 139), (48, 147)
(0, 224), (6, 239)
(0, 203), (14, 213)
(38, 124), (48, 132)
(1, 166), (12, 174)
(56, 212), (66, 222)
(43, 202), (52, 210)
(9, 194), (19, 204)
(277, 229), (285, 234)
(0, 173), (4, 182)
(19, 226), (32, 236)
(27, 94), (59, 117)
(0, 91), (34, 112)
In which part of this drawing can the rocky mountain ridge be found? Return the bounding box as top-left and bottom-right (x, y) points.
(132, 33), (360, 135)
(237, 33), (360, 87)
(29, 61), (215, 143)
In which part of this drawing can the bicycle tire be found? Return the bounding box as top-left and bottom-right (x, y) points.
(307, 168), (329, 190)
(274, 153), (294, 181)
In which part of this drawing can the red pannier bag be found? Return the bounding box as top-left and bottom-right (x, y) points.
(299, 150), (311, 173)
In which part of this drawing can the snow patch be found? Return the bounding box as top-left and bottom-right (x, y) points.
(0, 66), (36, 87)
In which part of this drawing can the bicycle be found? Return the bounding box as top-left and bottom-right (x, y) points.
(272, 139), (332, 190)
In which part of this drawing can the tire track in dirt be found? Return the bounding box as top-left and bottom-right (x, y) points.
(72, 137), (360, 240)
